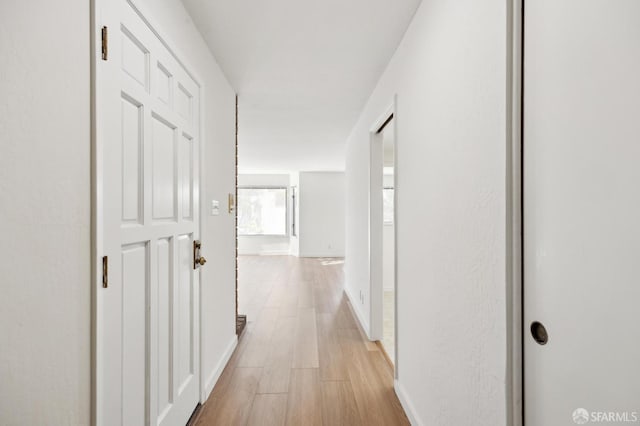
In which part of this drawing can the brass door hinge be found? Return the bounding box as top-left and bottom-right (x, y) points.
(101, 26), (108, 61)
(102, 256), (108, 288)
(228, 193), (235, 213)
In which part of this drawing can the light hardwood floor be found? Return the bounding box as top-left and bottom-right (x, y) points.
(194, 256), (409, 426)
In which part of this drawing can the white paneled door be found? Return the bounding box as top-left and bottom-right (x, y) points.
(95, 1), (201, 425)
(524, 1), (640, 425)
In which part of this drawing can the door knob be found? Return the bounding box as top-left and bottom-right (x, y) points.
(197, 257), (207, 266)
(531, 321), (548, 345)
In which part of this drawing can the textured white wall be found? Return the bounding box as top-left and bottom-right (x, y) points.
(0, 1), (91, 424)
(344, 1), (509, 425)
(299, 172), (345, 258)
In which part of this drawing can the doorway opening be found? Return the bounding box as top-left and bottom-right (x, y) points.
(369, 99), (397, 371)
(381, 120), (396, 364)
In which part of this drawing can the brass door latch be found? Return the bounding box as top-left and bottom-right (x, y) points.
(193, 240), (207, 269)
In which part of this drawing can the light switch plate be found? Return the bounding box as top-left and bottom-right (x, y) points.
(210, 200), (220, 216)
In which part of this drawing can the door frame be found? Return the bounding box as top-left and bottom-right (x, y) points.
(90, 0), (207, 423)
(507, 0), (524, 425)
(368, 96), (398, 377)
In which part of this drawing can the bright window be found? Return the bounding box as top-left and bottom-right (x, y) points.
(291, 186), (297, 237)
(238, 187), (287, 236)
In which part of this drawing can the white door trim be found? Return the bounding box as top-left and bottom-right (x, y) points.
(507, 1), (524, 425)
(91, 0), (207, 423)
(368, 96), (398, 378)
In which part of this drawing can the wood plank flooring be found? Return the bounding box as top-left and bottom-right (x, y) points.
(194, 256), (409, 426)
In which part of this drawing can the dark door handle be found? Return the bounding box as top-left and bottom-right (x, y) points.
(531, 321), (549, 345)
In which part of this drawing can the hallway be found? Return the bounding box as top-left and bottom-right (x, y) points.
(193, 256), (409, 425)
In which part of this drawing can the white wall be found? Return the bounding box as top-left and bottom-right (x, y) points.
(344, 1), (508, 425)
(0, 1), (237, 424)
(299, 172), (346, 257)
(0, 2), (90, 424)
(237, 174), (291, 255)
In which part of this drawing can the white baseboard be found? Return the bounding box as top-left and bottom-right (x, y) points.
(394, 379), (423, 426)
(202, 336), (238, 402)
(260, 251), (290, 256)
(238, 250), (290, 256)
(299, 252), (346, 258)
(344, 286), (371, 339)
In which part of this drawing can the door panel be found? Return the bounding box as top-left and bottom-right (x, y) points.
(121, 243), (148, 426)
(524, 1), (640, 424)
(121, 96), (143, 225)
(180, 134), (194, 220)
(156, 237), (172, 420)
(176, 233), (195, 393)
(97, 1), (201, 425)
(121, 26), (149, 90)
(156, 63), (172, 106)
(151, 114), (177, 221)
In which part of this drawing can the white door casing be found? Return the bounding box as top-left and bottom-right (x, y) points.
(524, 1), (640, 424)
(95, 1), (202, 425)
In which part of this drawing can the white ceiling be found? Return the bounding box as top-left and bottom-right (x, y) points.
(182, 0), (422, 172)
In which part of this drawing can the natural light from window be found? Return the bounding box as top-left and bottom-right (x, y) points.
(238, 187), (287, 236)
(383, 187), (394, 224)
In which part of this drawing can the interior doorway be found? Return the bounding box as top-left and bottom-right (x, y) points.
(381, 120), (396, 364)
(369, 100), (397, 370)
